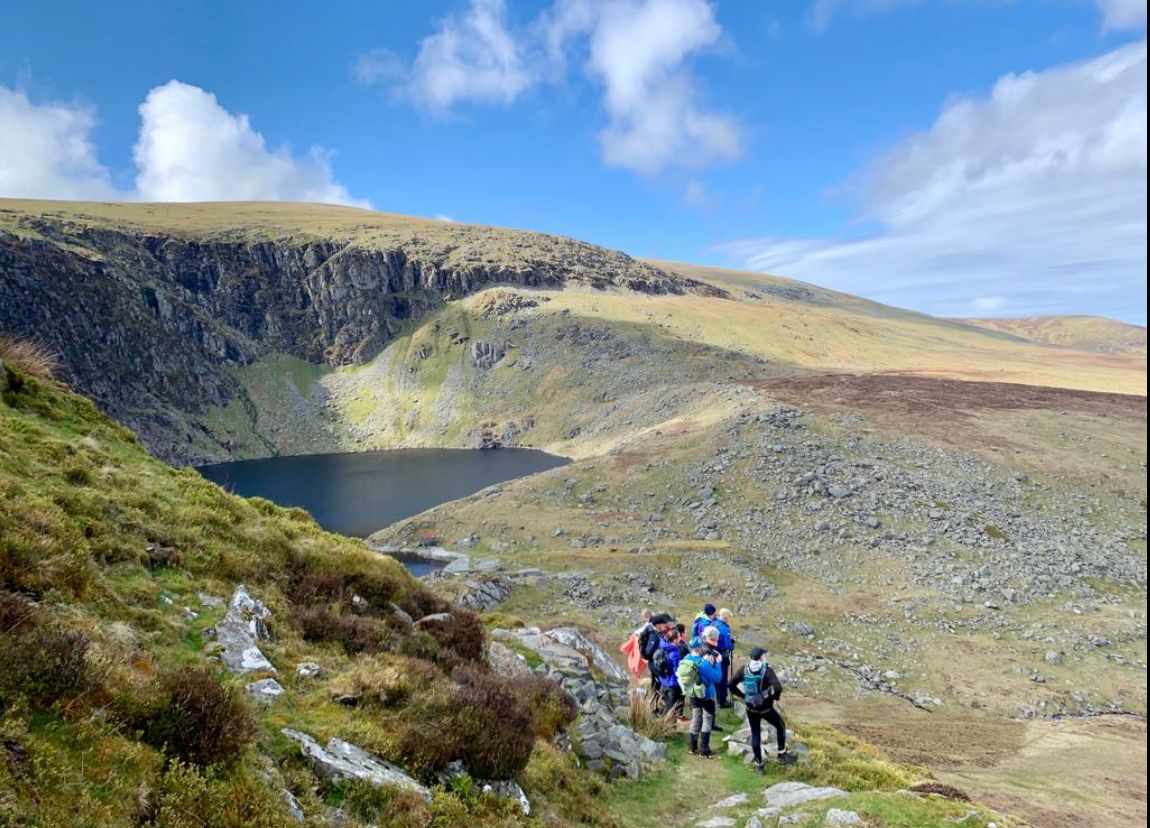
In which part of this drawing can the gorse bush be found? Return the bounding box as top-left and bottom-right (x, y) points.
(0, 336), (61, 382)
(141, 667), (257, 767)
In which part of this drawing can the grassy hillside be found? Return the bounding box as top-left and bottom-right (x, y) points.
(955, 315), (1148, 356)
(0, 357), (1030, 827)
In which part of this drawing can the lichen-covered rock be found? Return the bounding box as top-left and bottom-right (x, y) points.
(764, 781), (848, 810)
(282, 729), (431, 801)
(203, 585), (275, 673)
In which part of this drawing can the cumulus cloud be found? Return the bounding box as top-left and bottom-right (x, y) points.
(0, 81), (366, 206)
(363, 0), (740, 175)
(1097, 0), (1148, 30)
(0, 87), (118, 200)
(134, 81), (367, 205)
(722, 42), (1148, 322)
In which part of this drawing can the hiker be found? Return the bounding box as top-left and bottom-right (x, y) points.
(621, 609), (655, 680)
(728, 647), (798, 771)
(677, 636), (723, 757)
(714, 608), (735, 707)
(691, 603), (717, 640)
(640, 613), (674, 691)
(654, 628), (684, 718)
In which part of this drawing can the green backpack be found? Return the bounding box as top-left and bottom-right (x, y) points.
(676, 656), (702, 698)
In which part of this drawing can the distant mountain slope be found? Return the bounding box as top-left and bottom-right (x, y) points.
(0, 200), (1144, 464)
(954, 315), (1147, 355)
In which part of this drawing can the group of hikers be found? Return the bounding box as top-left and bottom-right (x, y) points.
(624, 604), (797, 772)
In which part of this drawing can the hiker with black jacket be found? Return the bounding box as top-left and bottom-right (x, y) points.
(728, 647), (798, 772)
(639, 613), (674, 691)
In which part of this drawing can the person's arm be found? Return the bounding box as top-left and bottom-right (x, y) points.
(765, 666), (784, 701)
(727, 665), (745, 698)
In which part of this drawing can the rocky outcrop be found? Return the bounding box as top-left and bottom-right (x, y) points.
(202, 585), (275, 673)
(0, 212), (724, 462)
(490, 626), (666, 779)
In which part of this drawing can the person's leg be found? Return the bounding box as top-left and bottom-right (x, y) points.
(673, 686), (686, 720)
(689, 699), (703, 753)
(763, 707), (797, 764)
(747, 710), (763, 767)
(718, 654), (731, 706)
(699, 699), (716, 756)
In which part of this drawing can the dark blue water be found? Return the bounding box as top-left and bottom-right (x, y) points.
(197, 448), (569, 538)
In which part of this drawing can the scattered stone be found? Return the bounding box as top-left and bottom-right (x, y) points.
(296, 661), (322, 679)
(246, 678), (284, 704)
(414, 612), (455, 627)
(764, 781), (848, 810)
(825, 809), (864, 825)
(698, 819), (737, 828)
(712, 793), (750, 809)
(456, 575), (512, 611)
(482, 780), (531, 816)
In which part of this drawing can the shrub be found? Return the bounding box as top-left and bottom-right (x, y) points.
(148, 761), (295, 828)
(141, 667), (256, 767)
(0, 620), (97, 711)
(514, 674), (578, 740)
(418, 608), (487, 666)
(399, 666), (535, 780)
(0, 590), (37, 636)
(292, 604), (392, 655)
(0, 336), (61, 382)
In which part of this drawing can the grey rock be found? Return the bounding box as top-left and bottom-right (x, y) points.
(764, 781), (848, 809)
(205, 585), (276, 673)
(282, 729), (431, 801)
(824, 809), (864, 825)
(296, 661), (322, 678)
(246, 678), (284, 703)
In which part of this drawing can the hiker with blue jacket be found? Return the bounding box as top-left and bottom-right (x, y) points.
(691, 603), (717, 640)
(677, 636), (723, 757)
(714, 608), (736, 708)
(653, 628), (684, 718)
(728, 647), (798, 772)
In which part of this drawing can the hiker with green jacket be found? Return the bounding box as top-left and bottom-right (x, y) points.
(677, 636), (723, 758)
(728, 647), (798, 772)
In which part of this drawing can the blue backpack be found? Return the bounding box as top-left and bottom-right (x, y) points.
(742, 663), (770, 709)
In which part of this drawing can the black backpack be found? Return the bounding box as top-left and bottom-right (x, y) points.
(651, 647), (672, 679)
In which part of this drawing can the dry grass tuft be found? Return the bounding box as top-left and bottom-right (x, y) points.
(624, 690), (679, 742)
(0, 335), (61, 381)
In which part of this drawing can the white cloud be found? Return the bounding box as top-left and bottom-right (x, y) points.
(1097, 0), (1147, 30)
(575, 0), (741, 174)
(0, 81), (366, 206)
(395, 0), (532, 114)
(134, 81), (367, 205)
(0, 87), (118, 200)
(722, 42), (1148, 322)
(363, 0), (740, 175)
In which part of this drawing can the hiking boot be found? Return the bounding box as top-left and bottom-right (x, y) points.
(776, 751), (798, 766)
(688, 735), (699, 755)
(699, 749), (716, 759)
(753, 761), (765, 775)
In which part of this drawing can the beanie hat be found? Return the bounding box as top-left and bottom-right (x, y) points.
(689, 636), (705, 651)
(750, 647), (767, 661)
(703, 603), (717, 616)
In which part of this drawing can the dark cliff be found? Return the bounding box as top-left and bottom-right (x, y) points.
(0, 204), (723, 462)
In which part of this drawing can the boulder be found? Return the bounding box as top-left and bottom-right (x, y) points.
(203, 585), (275, 673)
(282, 729), (431, 801)
(482, 780), (531, 816)
(487, 642), (535, 680)
(415, 612), (455, 627)
(471, 340), (505, 369)
(456, 576), (513, 611)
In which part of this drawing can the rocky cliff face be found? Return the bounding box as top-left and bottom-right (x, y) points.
(0, 215), (719, 463)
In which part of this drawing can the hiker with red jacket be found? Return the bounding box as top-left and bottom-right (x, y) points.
(728, 647), (798, 772)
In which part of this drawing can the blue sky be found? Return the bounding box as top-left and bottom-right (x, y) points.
(1, 0), (1146, 322)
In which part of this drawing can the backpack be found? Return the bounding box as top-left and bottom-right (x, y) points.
(651, 647), (672, 680)
(677, 656), (702, 698)
(742, 664), (769, 709)
(639, 626), (660, 660)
